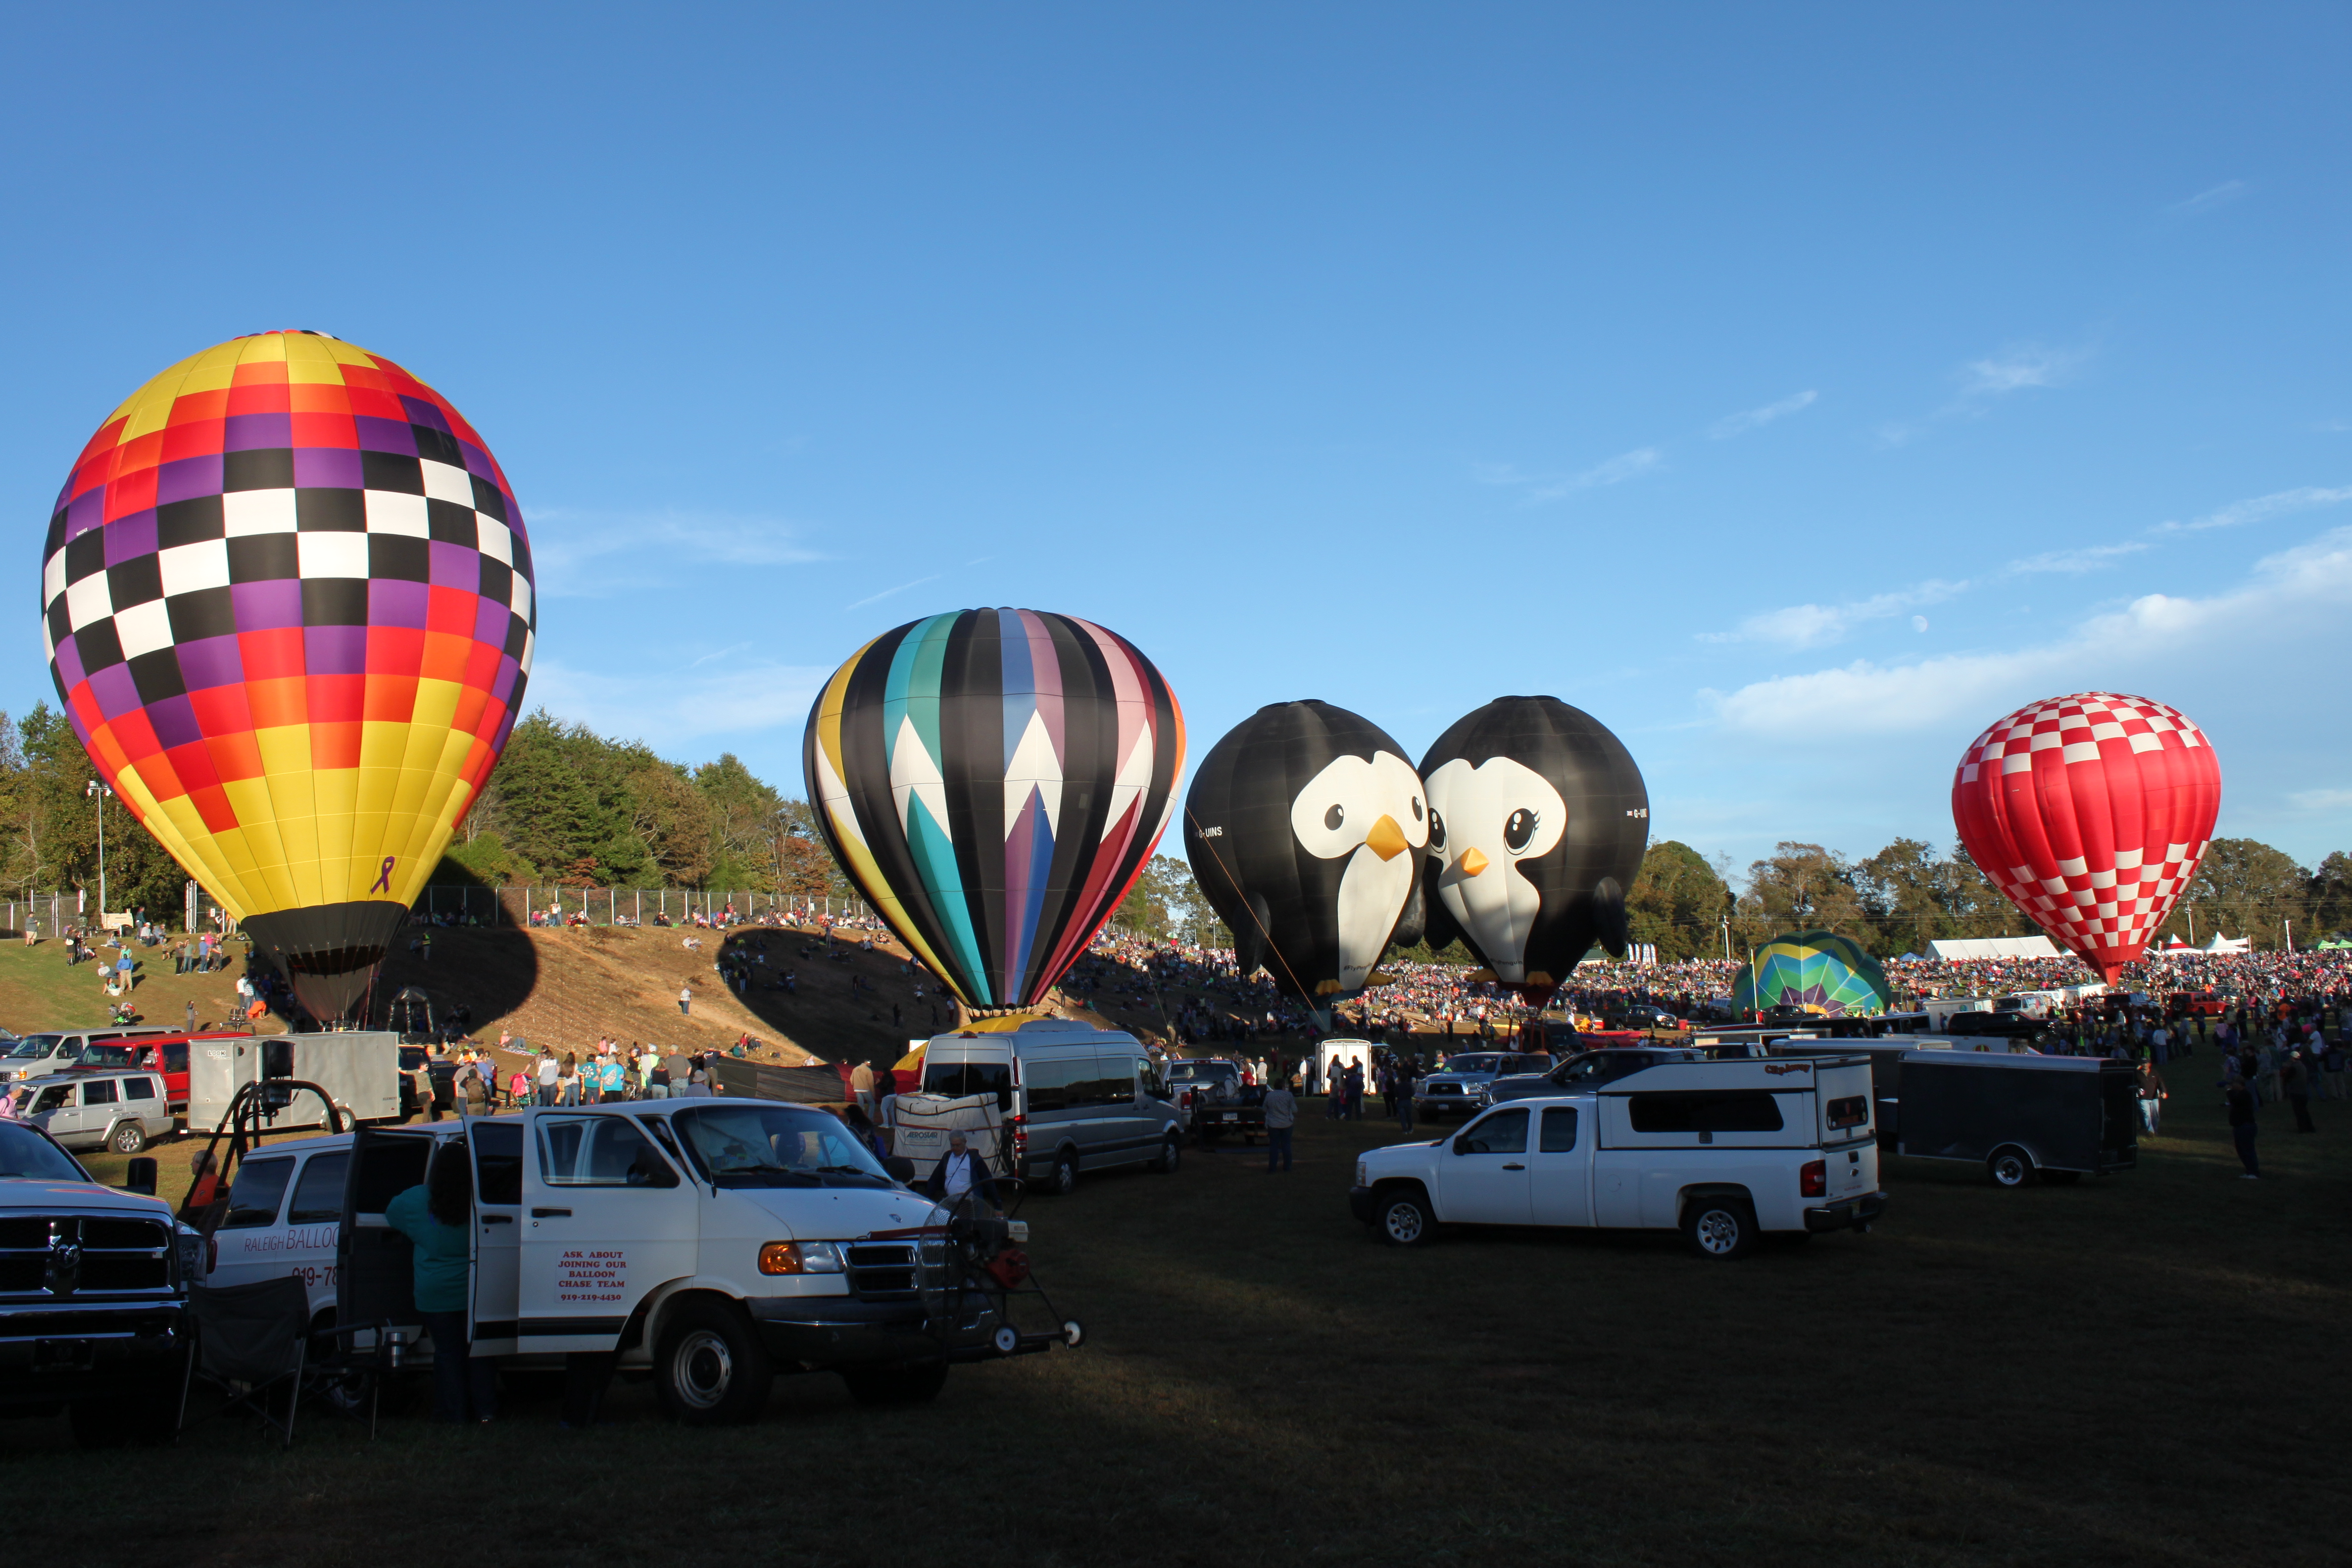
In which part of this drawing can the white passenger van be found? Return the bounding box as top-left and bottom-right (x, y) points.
(906, 1018), (1182, 1194)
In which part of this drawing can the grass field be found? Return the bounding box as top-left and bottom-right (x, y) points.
(8, 1067), (2348, 1568)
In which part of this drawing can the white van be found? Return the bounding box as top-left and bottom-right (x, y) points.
(198, 1101), (1064, 1421)
(907, 1019), (1181, 1194)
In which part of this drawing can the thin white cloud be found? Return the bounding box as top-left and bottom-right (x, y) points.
(2153, 485), (2352, 534)
(1699, 579), (1968, 650)
(1957, 346), (2082, 399)
(2290, 788), (2352, 812)
(2008, 542), (2150, 574)
(1703, 526), (2352, 736)
(1476, 447), (1664, 503)
(530, 507), (828, 598)
(844, 573), (941, 611)
(527, 657), (830, 752)
(1709, 391), (1817, 440)
(2167, 180), (2245, 216)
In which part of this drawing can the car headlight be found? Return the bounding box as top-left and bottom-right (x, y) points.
(174, 1221), (203, 1283)
(757, 1240), (845, 1275)
(1355, 1160), (1369, 1187)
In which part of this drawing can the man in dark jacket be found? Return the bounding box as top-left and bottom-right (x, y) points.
(2226, 1078), (2260, 1178)
(921, 1130), (998, 1208)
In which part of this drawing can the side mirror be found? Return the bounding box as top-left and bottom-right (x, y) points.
(1451, 1134), (1474, 1156)
(123, 1156), (158, 1195)
(883, 1156), (916, 1183)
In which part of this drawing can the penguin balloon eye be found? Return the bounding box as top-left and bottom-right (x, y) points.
(1427, 809), (1446, 851)
(1411, 797), (1423, 823)
(1324, 804), (1344, 832)
(1504, 808), (1538, 853)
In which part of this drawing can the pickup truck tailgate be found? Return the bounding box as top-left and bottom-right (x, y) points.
(1818, 1062), (1878, 1195)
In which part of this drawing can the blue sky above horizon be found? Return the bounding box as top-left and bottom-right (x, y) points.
(3, 4), (2347, 883)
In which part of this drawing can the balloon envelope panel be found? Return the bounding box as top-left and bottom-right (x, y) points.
(1951, 692), (2220, 984)
(42, 331), (534, 1017)
(804, 608), (1182, 1011)
(1731, 930), (1891, 1017)
(1417, 696), (1647, 1001)
(1182, 700), (1428, 1001)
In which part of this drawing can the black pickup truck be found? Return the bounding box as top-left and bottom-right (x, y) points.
(1165, 1058), (1265, 1145)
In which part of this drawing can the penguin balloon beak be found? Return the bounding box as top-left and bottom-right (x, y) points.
(1458, 847), (1490, 878)
(1365, 814), (1409, 862)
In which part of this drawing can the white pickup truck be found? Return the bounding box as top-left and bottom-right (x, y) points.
(1349, 1056), (1885, 1259)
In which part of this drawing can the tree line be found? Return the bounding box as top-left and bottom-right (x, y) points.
(0, 695), (2339, 956)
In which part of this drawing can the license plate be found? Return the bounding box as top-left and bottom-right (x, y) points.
(33, 1339), (95, 1372)
(1221, 1113), (1237, 1122)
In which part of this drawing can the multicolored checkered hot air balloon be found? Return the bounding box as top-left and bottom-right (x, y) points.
(42, 332), (534, 1021)
(803, 608), (1183, 1014)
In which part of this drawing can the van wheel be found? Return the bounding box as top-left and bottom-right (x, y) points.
(841, 1361), (947, 1406)
(1987, 1147), (2037, 1188)
(655, 1301), (772, 1426)
(1049, 1152), (1078, 1196)
(1377, 1189), (1434, 1247)
(1153, 1136), (1180, 1174)
(1683, 1196), (1756, 1260)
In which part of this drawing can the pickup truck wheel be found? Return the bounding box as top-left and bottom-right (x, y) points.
(841, 1361), (948, 1406)
(1376, 1189), (1434, 1247)
(1683, 1196), (1756, 1260)
(1987, 1147), (2037, 1188)
(1153, 1136), (1180, 1174)
(109, 1120), (147, 1155)
(1050, 1151), (1078, 1196)
(655, 1301), (773, 1426)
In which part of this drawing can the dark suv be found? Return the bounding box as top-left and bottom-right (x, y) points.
(1484, 1046), (1702, 1105)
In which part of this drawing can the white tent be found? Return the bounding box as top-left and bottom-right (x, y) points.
(1928, 936), (2062, 961)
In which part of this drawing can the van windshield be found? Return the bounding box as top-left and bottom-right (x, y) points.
(7, 1035), (62, 1060)
(671, 1105), (895, 1188)
(922, 1060), (1012, 1108)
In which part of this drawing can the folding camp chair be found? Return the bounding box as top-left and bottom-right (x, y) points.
(188, 1275), (311, 1449)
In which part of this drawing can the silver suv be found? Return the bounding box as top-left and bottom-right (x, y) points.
(19, 1071), (175, 1155)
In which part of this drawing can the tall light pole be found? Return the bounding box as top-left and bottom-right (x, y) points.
(85, 780), (111, 925)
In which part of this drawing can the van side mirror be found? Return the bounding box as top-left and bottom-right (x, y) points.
(123, 1156), (158, 1196)
(883, 1156), (916, 1183)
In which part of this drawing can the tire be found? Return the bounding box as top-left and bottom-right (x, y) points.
(654, 1300), (773, 1426)
(840, 1361), (948, 1406)
(1987, 1147), (2037, 1188)
(1152, 1136), (1180, 1175)
(109, 1120), (147, 1155)
(1049, 1151), (1078, 1196)
(1376, 1188), (1435, 1247)
(1682, 1195), (1757, 1260)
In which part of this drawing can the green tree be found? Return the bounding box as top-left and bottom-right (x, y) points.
(1735, 842), (1865, 945)
(1626, 840), (1732, 961)
(2158, 837), (2311, 950)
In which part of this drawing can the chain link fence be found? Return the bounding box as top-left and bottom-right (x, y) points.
(415, 885), (878, 929)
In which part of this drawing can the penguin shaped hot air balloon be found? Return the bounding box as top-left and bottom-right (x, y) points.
(1417, 697), (1648, 1005)
(1183, 701), (1428, 1008)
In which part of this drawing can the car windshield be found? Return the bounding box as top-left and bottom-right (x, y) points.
(0, 1121), (89, 1181)
(1446, 1056), (1505, 1074)
(6, 1034), (63, 1060)
(671, 1105), (894, 1187)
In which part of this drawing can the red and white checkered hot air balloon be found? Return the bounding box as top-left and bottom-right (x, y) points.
(1951, 692), (2222, 984)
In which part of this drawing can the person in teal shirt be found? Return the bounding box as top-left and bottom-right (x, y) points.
(386, 1148), (497, 1422)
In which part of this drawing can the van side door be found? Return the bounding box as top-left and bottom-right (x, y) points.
(336, 1129), (438, 1342)
(468, 1120), (524, 1355)
(519, 1110), (692, 1353)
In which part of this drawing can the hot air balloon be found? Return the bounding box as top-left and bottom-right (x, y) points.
(41, 331), (534, 1022)
(803, 608), (1182, 1014)
(1731, 930), (1892, 1018)
(1181, 701), (1429, 1009)
(1951, 691), (2221, 984)
(1417, 696), (1648, 1006)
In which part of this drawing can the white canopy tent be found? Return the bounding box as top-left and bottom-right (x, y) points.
(1928, 936), (2063, 962)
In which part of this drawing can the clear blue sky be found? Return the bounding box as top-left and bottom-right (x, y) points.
(4, 4), (2346, 882)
